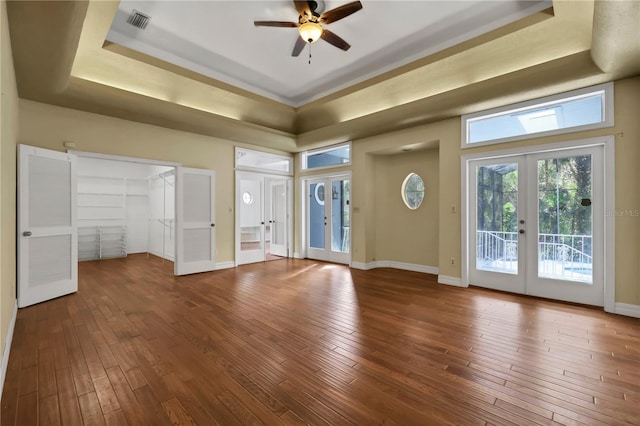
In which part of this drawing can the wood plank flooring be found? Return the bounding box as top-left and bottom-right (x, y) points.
(2, 254), (639, 425)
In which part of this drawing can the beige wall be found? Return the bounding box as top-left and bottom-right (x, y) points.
(1, 0), (19, 366)
(17, 99), (291, 265)
(438, 77), (639, 304)
(373, 149), (439, 266)
(9, 69), (640, 330)
(347, 77), (638, 305)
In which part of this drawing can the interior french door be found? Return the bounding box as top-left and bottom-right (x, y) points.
(175, 167), (216, 275)
(468, 146), (604, 306)
(269, 180), (288, 257)
(18, 145), (78, 307)
(306, 176), (351, 264)
(236, 172), (290, 264)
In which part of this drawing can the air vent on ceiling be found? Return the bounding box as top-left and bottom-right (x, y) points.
(126, 10), (150, 30)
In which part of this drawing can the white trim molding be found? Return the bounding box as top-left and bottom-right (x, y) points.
(614, 303), (640, 318)
(350, 261), (371, 270)
(215, 261), (236, 270)
(438, 276), (465, 287)
(1, 301), (18, 398)
(351, 261), (438, 275)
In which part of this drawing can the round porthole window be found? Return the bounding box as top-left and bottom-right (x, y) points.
(242, 191), (253, 205)
(314, 183), (325, 206)
(402, 173), (425, 210)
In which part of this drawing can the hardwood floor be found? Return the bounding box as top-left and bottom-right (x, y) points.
(2, 255), (639, 425)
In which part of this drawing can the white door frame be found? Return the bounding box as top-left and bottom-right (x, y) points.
(300, 171), (352, 264)
(235, 170), (293, 265)
(461, 136), (615, 312)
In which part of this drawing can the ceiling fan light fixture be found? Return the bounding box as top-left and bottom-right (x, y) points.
(299, 22), (323, 43)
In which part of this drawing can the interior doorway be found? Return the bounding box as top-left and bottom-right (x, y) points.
(236, 171), (291, 264)
(76, 156), (175, 262)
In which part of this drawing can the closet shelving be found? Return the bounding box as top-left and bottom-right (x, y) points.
(77, 175), (146, 260)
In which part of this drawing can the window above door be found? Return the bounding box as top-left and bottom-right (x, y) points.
(461, 83), (614, 148)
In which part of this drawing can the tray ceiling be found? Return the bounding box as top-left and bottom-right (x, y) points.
(106, 1), (552, 106)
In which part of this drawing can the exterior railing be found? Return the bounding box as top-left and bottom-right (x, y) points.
(476, 230), (592, 281)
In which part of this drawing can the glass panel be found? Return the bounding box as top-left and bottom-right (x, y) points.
(183, 229), (211, 262)
(240, 178), (262, 252)
(184, 174), (211, 222)
(402, 173), (425, 209)
(309, 182), (325, 249)
(331, 180), (350, 253)
(29, 235), (72, 287)
(476, 163), (519, 274)
(29, 155), (71, 227)
(464, 84), (611, 146)
(304, 144), (350, 169)
(236, 148), (292, 174)
(272, 183), (286, 246)
(537, 155), (592, 283)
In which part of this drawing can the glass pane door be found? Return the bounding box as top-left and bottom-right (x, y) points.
(309, 181), (325, 250)
(475, 162), (519, 274)
(469, 157), (526, 294)
(331, 179), (350, 253)
(269, 180), (288, 257)
(536, 155), (592, 283)
(467, 146), (604, 306)
(527, 147), (604, 306)
(237, 175), (265, 264)
(306, 176), (351, 264)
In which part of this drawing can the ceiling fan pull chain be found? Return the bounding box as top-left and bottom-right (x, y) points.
(308, 43), (312, 64)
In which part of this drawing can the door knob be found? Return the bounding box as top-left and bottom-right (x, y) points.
(519, 229), (525, 234)
(210, 223), (215, 227)
(519, 219), (525, 224)
(22, 231), (32, 237)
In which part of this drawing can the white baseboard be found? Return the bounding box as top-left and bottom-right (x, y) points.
(215, 261), (236, 270)
(1, 301), (18, 399)
(293, 252), (304, 259)
(350, 260), (438, 275)
(438, 275), (465, 287)
(350, 261), (371, 270)
(614, 303), (640, 318)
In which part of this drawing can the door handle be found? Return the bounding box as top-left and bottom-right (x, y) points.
(22, 231), (32, 237)
(519, 229), (525, 234)
(210, 223), (215, 227)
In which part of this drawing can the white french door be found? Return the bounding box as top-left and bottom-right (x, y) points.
(269, 180), (288, 257)
(174, 167), (216, 275)
(306, 175), (351, 264)
(236, 171), (291, 265)
(468, 146), (605, 306)
(18, 145), (78, 308)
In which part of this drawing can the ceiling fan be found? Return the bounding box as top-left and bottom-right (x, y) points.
(254, 1), (363, 57)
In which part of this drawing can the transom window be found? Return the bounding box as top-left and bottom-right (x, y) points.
(301, 143), (351, 171)
(462, 83), (613, 148)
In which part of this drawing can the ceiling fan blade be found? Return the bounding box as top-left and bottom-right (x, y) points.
(293, 0), (311, 16)
(292, 36), (306, 57)
(254, 21), (298, 28)
(320, 1), (362, 24)
(320, 29), (351, 51)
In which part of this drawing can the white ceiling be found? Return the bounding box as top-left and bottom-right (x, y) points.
(105, 1), (552, 107)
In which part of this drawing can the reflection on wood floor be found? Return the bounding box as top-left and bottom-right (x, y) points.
(2, 254), (639, 425)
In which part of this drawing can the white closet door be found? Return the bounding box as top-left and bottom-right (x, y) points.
(18, 145), (77, 308)
(175, 167), (216, 275)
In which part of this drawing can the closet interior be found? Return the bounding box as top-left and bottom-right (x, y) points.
(77, 157), (175, 262)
